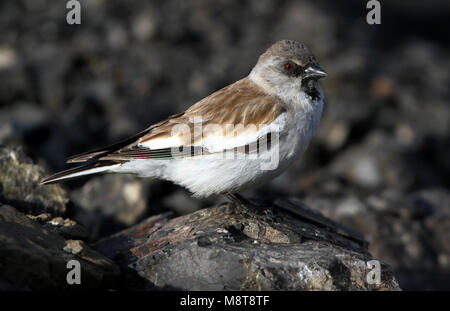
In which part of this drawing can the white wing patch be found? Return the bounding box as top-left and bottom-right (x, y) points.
(139, 135), (183, 150)
(138, 113), (287, 153)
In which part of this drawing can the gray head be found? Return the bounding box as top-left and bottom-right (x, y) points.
(250, 40), (327, 101)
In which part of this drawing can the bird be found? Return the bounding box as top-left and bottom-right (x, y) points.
(41, 40), (327, 206)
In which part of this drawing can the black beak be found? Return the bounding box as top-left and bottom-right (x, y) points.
(302, 64), (327, 80)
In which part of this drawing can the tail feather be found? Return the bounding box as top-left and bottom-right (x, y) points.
(65, 127), (154, 163)
(40, 161), (122, 185)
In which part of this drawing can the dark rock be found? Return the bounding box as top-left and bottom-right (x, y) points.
(70, 174), (150, 241)
(303, 189), (450, 290)
(328, 131), (414, 191)
(0, 146), (68, 216)
(161, 190), (204, 215)
(0, 204), (120, 290)
(95, 200), (400, 290)
(44, 216), (90, 240)
(422, 190), (450, 271)
(27, 212), (52, 224)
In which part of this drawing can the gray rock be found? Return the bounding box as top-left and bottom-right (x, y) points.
(422, 190), (450, 271)
(0, 205), (120, 290)
(329, 131), (413, 191)
(95, 199), (400, 291)
(303, 189), (450, 290)
(0, 146), (68, 216)
(70, 174), (150, 241)
(44, 216), (90, 240)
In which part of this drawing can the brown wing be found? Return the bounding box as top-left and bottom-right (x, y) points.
(70, 78), (286, 162)
(66, 112), (184, 163)
(135, 77), (286, 147)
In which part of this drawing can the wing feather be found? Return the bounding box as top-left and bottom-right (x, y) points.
(67, 78), (286, 162)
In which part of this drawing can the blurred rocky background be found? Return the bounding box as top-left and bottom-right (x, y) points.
(0, 0), (449, 290)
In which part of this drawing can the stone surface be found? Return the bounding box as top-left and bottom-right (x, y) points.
(95, 199), (400, 291)
(44, 216), (90, 240)
(0, 146), (121, 290)
(70, 174), (151, 241)
(0, 146), (68, 216)
(303, 188), (450, 290)
(0, 204), (120, 290)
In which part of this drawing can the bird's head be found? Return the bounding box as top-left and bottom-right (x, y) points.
(250, 40), (327, 102)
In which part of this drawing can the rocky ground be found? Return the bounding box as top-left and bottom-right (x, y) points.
(0, 147), (120, 289)
(1, 146), (401, 290)
(1, 0), (449, 290)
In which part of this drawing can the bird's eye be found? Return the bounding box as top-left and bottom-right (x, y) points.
(284, 62), (294, 71)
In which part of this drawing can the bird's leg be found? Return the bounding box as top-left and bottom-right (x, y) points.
(224, 192), (251, 208)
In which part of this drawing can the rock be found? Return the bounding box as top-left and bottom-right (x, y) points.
(161, 190), (204, 215)
(45, 217), (90, 240)
(27, 213), (89, 239)
(70, 174), (150, 241)
(27, 212), (52, 223)
(303, 188), (450, 290)
(63, 240), (85, 255)
(0, 47), (17, 70)
(0, 205), (120, 290)
(95, 199), (400, 290)
(0, 146), (68, 216)
(329, 131), (413, 191)
(422, 190), (450, 270)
